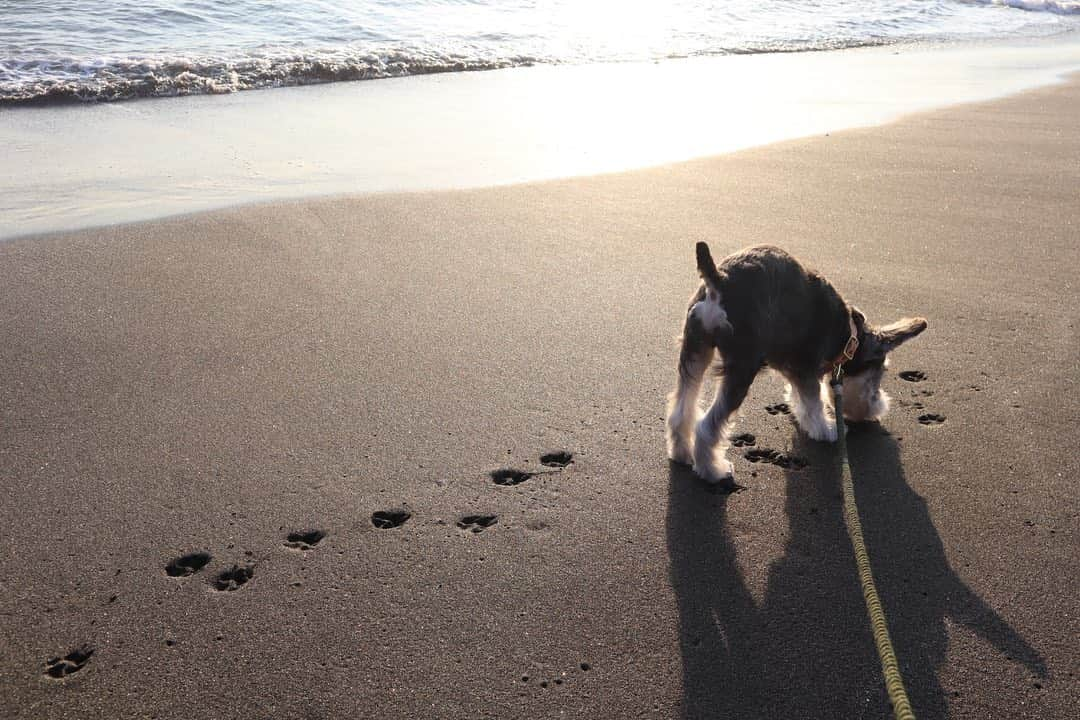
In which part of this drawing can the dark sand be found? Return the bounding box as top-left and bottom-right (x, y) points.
(2, 78), (1078, 719)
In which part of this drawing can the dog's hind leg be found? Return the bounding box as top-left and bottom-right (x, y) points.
(785, 372), (838, 442)
(666, 316), (714, 466)
(693, 359), (756, 485)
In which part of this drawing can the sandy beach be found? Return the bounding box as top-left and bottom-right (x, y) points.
(2, 72), (1079, 720)
(5, 36), (1080, 242)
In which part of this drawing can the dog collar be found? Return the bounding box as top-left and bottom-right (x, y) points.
(828, 314), (860, 380)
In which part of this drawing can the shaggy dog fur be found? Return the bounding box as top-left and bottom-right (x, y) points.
(666, 244), (927, 486)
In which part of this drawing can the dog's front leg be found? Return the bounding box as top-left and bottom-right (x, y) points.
(786, 374), (838, 442)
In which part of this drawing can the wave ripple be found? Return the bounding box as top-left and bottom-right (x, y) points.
(1, 51), (538, 104)
(2, 0), (1079, 105)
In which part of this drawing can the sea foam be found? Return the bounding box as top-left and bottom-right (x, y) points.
(2, 0), (1079, 105)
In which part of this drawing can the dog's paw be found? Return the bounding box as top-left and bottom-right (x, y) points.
(805, 421), (838, 443)
(668, 440), (695, 466)
(693, 459), (734, 486)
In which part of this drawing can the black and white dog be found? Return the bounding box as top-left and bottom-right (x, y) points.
(666, 243), (927, 485)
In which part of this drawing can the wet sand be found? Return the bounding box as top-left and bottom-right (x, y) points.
(4, 35), (1080, 241)
(1, 77), (1078, 718)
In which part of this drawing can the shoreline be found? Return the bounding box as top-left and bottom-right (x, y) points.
(4, 32), (1080, 242)
(2, 64), (1078, 719)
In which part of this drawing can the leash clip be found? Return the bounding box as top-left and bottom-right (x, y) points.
(829, 314), (859, 388)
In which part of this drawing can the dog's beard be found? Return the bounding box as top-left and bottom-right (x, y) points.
(841, 370), (890, 422)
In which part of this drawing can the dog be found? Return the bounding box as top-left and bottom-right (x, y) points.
(666, 243), (927, 485)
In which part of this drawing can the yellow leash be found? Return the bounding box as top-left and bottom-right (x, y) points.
(832, 377), (916, 720)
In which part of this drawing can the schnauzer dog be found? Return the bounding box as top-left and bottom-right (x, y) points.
(666, 243), (927, 485)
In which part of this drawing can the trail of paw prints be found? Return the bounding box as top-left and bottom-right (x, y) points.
(284, 529), (326, 550)
(897, 369), (947, 426)
(166, 549), (256, 592)
(743, 447), (808, 470)
(765, 403), (791, 416)
(729, 432), (756, 447)
(212, 564), (255, 592)
(521, 661), (592, 690)
(491, 469), (533, 486)
(44, 646), (93, 679)
(371, 509), (411, 529)
(164, 552), (212, 577)
(492, 450), (574, 486)
(540, 451), (573, 468)
(457, 515), (498, 533)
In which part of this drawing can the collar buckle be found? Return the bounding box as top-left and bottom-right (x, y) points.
(829, 313), (860, 383)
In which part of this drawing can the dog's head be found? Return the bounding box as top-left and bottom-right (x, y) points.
(841, 310), (928, 422)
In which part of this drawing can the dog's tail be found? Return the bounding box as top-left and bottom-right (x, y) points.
(690, 242), (733, 341)
(695, 242), (724, 298)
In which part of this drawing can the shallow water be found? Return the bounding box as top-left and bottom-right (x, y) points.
(2, 0), (1079, 104)
(3, 35), (1080, 240)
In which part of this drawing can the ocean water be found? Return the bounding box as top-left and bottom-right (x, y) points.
(1, 0), (1079, 104)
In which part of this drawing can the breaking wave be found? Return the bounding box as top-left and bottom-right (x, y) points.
(985, 0), (1080, 14)
(2, 0), (1079, 106)
(0, 51), (539, 105)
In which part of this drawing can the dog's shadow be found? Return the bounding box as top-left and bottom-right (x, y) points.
(666, 425), (1046, 719)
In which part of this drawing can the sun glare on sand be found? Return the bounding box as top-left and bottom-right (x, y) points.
(5, 33), (1080, 239)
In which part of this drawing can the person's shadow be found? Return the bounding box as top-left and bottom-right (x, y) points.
(667, 423), (1046, 719)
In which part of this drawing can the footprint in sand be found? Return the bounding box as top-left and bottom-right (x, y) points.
(165, 552), (212, 577)
(899, 370), (927, 382)
(490, 469), (532, 486)
(918, 413), (946, 425)
(765, 403), (791, 416)
(457, 515), (498, 533)
(212, 564), (254, 592)
(45, 646), (93, 679)
(284, 530), (326, 550)
(743, 447), (808, 469)
(729, 432), (756, 447)
(371, 509), (411, 529)
(524, 661), (592, 689)
(539, 451), (574, 468)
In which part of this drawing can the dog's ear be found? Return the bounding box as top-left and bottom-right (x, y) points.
(850, 306), (867, 330)
(877, 317), (928, 353)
